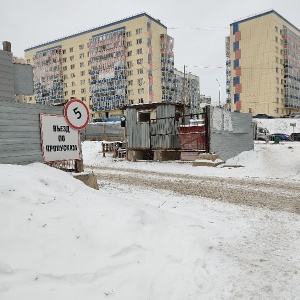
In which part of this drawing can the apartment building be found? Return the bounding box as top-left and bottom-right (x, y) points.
(226, 10), (300, 116)
(173, 69), (200, 115)
(24, 13), (176, 121)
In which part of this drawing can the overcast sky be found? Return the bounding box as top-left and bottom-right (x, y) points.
(1, 0), (300, 104)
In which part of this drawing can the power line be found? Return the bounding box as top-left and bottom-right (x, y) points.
(168, 27), (229, 31)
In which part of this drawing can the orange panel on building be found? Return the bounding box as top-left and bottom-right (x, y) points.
(235, 49), (241, 60)
(235, 83), (242, 93)
(236, 100), (242, 111)
(235, 66), (242, 77)
(235, 31), (241, 42)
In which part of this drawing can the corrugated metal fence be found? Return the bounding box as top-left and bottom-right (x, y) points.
(210, 107), (254, 161)
(0, 100), (63, 165)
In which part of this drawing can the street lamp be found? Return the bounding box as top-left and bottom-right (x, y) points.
(216, 79), (221, 108)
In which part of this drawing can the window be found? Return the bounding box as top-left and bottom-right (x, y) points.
(127, 70), (133, 76)
(80, 71), (85, 76)
(138, 111), (150, 122)
(126, 31), (131, 37)
(137, 68), (143, 74)
(70, 55), (74, 61)
(137, 78), (144, 85)
(127, 61), (133, 68)
(275, 36), (278, 43)
(137, 58), (143, 64)
(79, 53), (84, 59)
(71, 73), (75, 78)
(63, 66), (67, 71)
(233, 59), (239, 69)
(62, 49), (66, 54)
(72, 81), (76, 86)
(276, 87), (279, 93)
(127, 51), (132, 57)
(276, 97), (279, 103)
(70, 64), (75, 69)
(64, 83), (68, 88)
(276, 67), (279, 73)
(81, 88), (86, 93)
(137, 48), (143, 55)
(275, 26), (278, 32)
(276, 77), (279, 84)
(128, 80), (133, 86)
(136, 28), (142, 34)
(136, 38), (142, 44)
(80, 79), (85, 85)
(62, 57), (67, 63)
(63, 75), (68, 80)
(65, 91), (68, 96)
(276, 57), (279, 63)
(79, 44), (84, 50)
(80, 62), (84, 67)
(69, 47), (74, 52)
(138, 88), (144, 94)
(72, 90), (76, 95)
(81, 97), (86, 101)
(27, 59), (30, 63)
(127, 41), (132, 47)
(128, 90), (134, 95)
(233, 41), (239, 51)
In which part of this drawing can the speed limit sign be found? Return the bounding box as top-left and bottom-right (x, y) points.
(64, 99), (89, 130)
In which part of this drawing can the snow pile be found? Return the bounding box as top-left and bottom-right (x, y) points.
(253, 118), (300, 134)
(1, 142), (300, 299)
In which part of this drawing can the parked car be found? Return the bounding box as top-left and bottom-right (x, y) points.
(289, 113), (300, 118)
(253, 114), (274, 119)
(269, 133), (290, 141)
(289, 133), (300, 141)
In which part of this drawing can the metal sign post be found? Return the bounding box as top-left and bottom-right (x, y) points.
(290, 123), (296, 141)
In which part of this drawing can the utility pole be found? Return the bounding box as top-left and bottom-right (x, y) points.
(182, 65), (186, 125)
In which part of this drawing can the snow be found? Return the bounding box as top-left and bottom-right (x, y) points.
(253, 117), (300, 134)
(1, 122), (300, 299)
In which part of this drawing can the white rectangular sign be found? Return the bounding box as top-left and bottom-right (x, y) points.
(40, 114), (81, 162)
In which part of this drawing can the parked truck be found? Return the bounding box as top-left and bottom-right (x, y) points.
(252, 121), (270, 141)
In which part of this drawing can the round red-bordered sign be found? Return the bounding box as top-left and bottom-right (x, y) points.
(64, 99), (89, 130)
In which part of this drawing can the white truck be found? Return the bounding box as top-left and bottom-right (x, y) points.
(252, 121), (270, 141)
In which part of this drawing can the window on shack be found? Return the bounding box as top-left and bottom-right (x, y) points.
(138, 111), (151, 123)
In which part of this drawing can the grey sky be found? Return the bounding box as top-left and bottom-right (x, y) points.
(1, 0), (300, 104)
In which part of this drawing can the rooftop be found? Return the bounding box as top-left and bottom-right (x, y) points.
(25, 12), (166, 52)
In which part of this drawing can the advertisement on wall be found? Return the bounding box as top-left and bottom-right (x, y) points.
(40, 114), (81, 162)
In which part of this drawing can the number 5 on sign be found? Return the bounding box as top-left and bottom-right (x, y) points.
(64, 99), (89, 130)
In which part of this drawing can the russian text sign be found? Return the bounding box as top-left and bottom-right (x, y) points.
(40, 114), (80, 162)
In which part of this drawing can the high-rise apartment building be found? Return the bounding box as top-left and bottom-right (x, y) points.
(226, 10), (300, 116)
(24, 13), (178, 121)
(174, 69), (200, 115)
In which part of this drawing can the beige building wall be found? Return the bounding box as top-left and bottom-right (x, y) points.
(229, 10), (300, 117)
(24, 14), (169, 120)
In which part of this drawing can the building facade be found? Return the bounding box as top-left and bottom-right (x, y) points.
(173, 69), (200, 116)
(24, 13), (178, 121)
(226, 10), (300, 116)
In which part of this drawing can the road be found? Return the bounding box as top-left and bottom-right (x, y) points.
(89, 165), (300, 215)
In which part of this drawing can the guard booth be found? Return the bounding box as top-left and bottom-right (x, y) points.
(126, 103), (208, 161)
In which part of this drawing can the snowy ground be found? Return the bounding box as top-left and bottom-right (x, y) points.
(0, 139), (300, 299)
